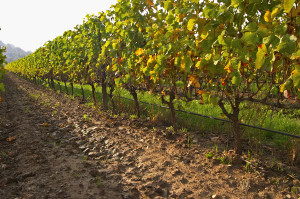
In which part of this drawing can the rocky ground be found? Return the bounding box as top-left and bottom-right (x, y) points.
(0, 73), (299, 199)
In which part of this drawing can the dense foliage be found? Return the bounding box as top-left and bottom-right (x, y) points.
(6, 0), (300, 153)
(0, 29), (7, 96)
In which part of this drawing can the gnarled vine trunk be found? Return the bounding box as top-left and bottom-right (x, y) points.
(130, 89), (140, 118)
(162, 90), (176, 131)
(90, 83), (97, 106)
(101, 78), (108, 110)
(218, 97), (242, 154)
(71, 83), (74, 96)
(109, 85), (115, 112)
(64, 81), (68, 94)
(81, 85), (85, 102)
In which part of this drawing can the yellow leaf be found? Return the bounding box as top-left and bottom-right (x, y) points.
(197, 90), (206, 95)
(279, 84), (285, 93)
(224, 60), (233, 73)
(284, 0), (296, 13)
(187, 18), (197, 31)
(188, 75), (201, 88)
(146, 0), (154, 6)
(7, 136), (16, 142)
(135, 48), (144, 56)
(271, 7), (280, 19)
(264, 10), (272, 23)
(147, 55), (155, 66)
(200, 31), (209, 39)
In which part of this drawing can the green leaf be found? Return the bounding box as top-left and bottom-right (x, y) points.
(157, 54), (165, 66)
(202, 93), (210, 104)
(203, 3), (218, 19)
(175, 81), (184, 88)
(274, 24), (287, 36)
(209, 95), (218, 106)
(231, 0), (240, 8)
(290, 50), (300, 60)
(257, 24), (269, 38)
(263, 34), (280, 47)
(0, 83), (4, 91)
(182, 56), (193, 73)
(166, 13), (175, 25)
(241, 32), (258, 46)
(164, 0), (173, 11)
(278, 34), (296, 55)
(293, 72), (300, 88)
(231, 75), (242, 85)
(292, 65), (300, 88)
(245, 22), (257, 32)
(283, 0), (295, 13)
(232, 39), (242, 50)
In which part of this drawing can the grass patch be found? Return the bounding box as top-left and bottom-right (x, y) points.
(35, 77), (299, 151)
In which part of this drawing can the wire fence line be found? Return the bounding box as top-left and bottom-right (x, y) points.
(33, 78), (300, 139)
(113, 94), (300, 139)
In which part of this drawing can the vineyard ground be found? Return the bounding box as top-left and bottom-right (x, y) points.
(0, 73), (299, 199)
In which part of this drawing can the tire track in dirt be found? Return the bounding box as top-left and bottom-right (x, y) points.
(0, 73), (299, 199)
(0, 74), (123, 199)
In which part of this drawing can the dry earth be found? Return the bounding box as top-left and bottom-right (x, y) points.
(0, 73), (299, 199)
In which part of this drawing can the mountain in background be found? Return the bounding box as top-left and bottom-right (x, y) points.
(0, 40), (31, 64)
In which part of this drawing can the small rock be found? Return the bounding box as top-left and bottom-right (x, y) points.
(285, 194), (292, 199)
(88, 152), (101, 157)
(112, 153), (120, 158)
(83, 148), (90, 154)
(173, 170), (183, 176)
(163, 161), (172, 167)
(258, 191), (271, 199)
(181, 178), (189, 184)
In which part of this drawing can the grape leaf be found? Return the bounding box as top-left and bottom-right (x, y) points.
(187, 18), (197, 31)
(264, 10), (272, 23)
(283, 0), (295, 13)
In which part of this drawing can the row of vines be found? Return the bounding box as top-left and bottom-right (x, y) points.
(0, 28), (7, 99)
(6, 0), (300, 153)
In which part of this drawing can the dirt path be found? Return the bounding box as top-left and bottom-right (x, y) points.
(0, 73), (299, 199)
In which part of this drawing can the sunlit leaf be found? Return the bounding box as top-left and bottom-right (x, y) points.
(135, 48), (144, 56)
(264, 10), (272, 22)
(283, 0), (295, 13)
(146, 0), (154, 7)
(187, 18), (197, 31)
(188, 75), (200, 88)
(255, 44), (267, 69)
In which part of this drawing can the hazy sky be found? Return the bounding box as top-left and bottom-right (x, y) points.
(0, 0), (118, 52)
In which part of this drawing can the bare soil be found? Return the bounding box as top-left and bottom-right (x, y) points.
(0, 73), (299, 199)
